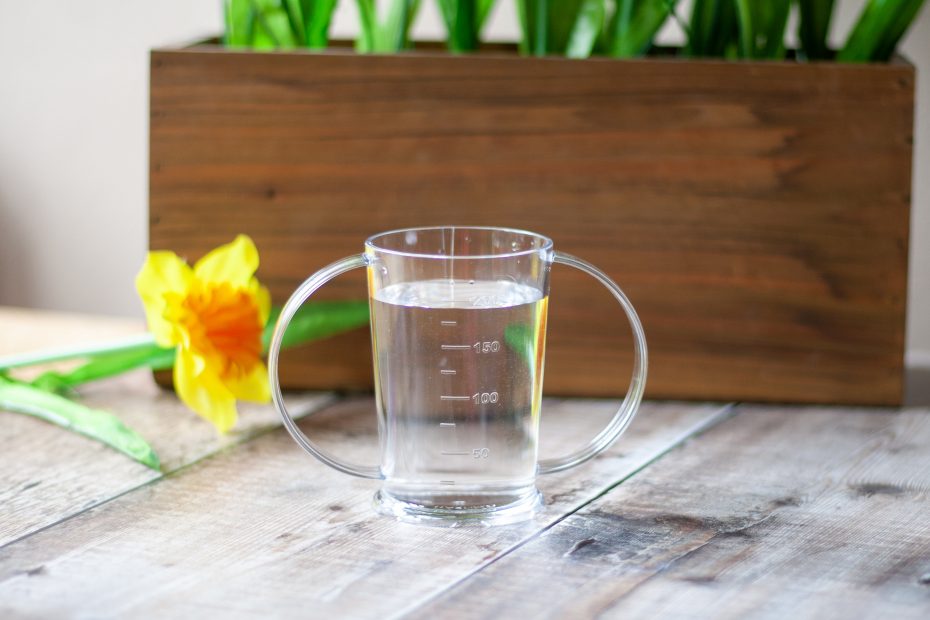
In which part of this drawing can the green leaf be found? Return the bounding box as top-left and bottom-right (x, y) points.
(438, 0), (497, 52)
(838, 0), (926, 62)
(547, 0), (586, 54)
(516, 0), (553, 56)
(224, 0), (303, 49)
(504, 323), (536, 375)
(518, 0), (596, 56)
(734, 0), (790, 59)
(356, 0), (378, 52)
(356, 0), (422, 53)
(380, 0), (409, 50)
(398, 0), (423, 50)
(304, 0), (339, 48)
(477, 0), (497, 29)
(798, 0), (835, 60)
(263, 300), (370, 350)
(606, 0), (679, 58)
(255, 4), (300, 48)
(284, 0), (307, 45)
(516, 0), (530, 54)
(566, 0), (606, 58)
(437, 0), (470, 52)
(0, 376), (160, 470)
(224, 0), (256, 46)
(686, 0), (739, 57)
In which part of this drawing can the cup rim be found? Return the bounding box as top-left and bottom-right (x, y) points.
(365, 226), (554, 260)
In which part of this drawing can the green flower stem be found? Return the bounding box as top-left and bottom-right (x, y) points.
(30, 344), (175, 393)
(5, 301), (371, 393)
(0, 333), (157, 372)
(0, 300), (370, 469)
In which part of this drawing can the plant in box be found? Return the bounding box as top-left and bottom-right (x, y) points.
(148, 0), (921, 405)
(222, 0), (924, 61)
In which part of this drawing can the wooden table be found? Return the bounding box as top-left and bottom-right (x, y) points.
(2, 308), (929, 618)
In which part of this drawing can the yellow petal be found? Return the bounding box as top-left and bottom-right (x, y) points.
(193, 235), (259, 288)
(250, 278), (272, 326)
(224, 360), (271, 404)
(136, 252), (192, 347)
(174, 347), (238, 433)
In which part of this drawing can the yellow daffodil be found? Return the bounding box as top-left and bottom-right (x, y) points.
(136, 235), (271, 433)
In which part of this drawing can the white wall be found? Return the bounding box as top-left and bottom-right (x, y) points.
(0, 0), (927, 363)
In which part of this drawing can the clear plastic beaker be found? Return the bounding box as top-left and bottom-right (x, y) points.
(268, 226), (646, 526)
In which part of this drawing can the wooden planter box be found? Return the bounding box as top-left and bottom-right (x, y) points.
(149, 44), (914, 406)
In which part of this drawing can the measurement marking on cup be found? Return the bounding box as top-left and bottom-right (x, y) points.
(440, 321), (457, 326)
(439, 422), (456, 427)
(441, 395), (472, 401)
(440, 369), (457, 375)
(441, 344), (471, 351)
(441, 451), (470, 456)
(440, 480), (456, 486)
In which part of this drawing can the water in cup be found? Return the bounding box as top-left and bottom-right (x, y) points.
(371, 278), (548, 514)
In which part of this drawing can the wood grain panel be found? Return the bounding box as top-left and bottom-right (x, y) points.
(150, 46), (914, 404)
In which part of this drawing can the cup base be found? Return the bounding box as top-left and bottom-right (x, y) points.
(373, 486), (543, 527)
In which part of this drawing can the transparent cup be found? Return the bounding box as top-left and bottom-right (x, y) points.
(268, 226), (647, 526)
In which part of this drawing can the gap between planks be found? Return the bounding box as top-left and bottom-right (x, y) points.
(389, 403), (737, 620)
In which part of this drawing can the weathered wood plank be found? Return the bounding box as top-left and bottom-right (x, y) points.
(407, 405), (930, 619)
(0, 308), (333, 548)
(0, 399), (727, 618)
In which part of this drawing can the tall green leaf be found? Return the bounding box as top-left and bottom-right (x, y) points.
(301, 0), (340, 48)
(284, 0), (307, 44)
(566, 0), (607, 58)
(519, 0), (610, 56)
(356, 0), (422, 53)
(606, 0), (678, 58)
(224, 0), (337, 49)
(437, 0), (497, 52)
(249, 0), (301, 49)
(516, 0), (546, 55)
(224, 0), (256, 46)
(838, 0), (926, 62)
(356, 0), (378, 51)
(0, 376), (160, 470)
(686, 0), (739, 57)
(547, 0), (588, 53)
(798, 0), (835, 60)
(734, 0), (791, 59)
(477, 0), (496, 27)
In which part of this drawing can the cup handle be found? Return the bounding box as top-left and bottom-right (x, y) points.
(267, 254), (383, 480)
(537, 251), (648, 475)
